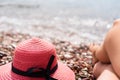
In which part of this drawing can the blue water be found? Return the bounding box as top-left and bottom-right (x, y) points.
(0, 0), (120, 43)
(0, 0), (120, 19)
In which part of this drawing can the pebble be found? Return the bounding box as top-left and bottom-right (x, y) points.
(64, 53), (73, 59)
(0, 51), (7, 59)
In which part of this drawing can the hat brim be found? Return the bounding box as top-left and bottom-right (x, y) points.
(0, 61), (75, 80)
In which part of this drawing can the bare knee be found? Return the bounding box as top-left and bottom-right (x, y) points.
(93, 62), (105, 78)
(93, 62), (111, 78)
(93, 62), (101, 78)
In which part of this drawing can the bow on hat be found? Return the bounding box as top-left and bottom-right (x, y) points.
(12, 55), (58, 80)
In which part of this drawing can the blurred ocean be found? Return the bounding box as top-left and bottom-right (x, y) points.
(0, 0), (120, 44)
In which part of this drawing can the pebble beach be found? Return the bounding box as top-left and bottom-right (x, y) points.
(0, 0), (120, 80)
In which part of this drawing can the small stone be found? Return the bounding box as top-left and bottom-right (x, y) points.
(0, 52), (7, 58)
(78, 78), (82, 80)
(64, 54), (73, 59)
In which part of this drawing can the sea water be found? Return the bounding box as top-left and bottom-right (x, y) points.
(0, 0), (120, 44)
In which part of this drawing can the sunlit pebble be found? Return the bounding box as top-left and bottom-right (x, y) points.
(86, 55), (92, 59)
(75, 53), (80, 58)
(7, 56), (12, 60)
(0, 54), (3, 58)
(81, 70), (88, 76)
(82, 67), (88, 71)
(62, 47), (68, 52)
(0, 60), (6, 65)
(78, 78), (82, 80)
(5, 60), (9, 64)
(67, 63), (74, 68)
(7, 45), (15, 51)
(61, 60), (66, 64)
(69, 59), (75, 64)
(64, 54), (73, 59)
(11, 44), (16, 48)
(59, 54), (64, 58)
(56, 45), (61, 49)
(79, 72), (87, 78)
(72, 57), (78, 61)
(59, 56), (64, 61)
(73, 65), (79, 70)
(81, 52), (87, 57)
(0, 52), (7, 58)
(86, 60), (92, 64)
(68, 47), (74, 52)
(2, 56), (8, 60)
(60, 51), (65, 54)
(84, 62), (90, 67)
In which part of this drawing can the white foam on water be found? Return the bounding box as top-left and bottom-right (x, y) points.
(0, 16), (111, 43)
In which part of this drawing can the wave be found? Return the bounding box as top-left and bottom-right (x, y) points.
(0, 16), (111, 28)
(0, 3), (40, 8)
(0, 16), (111, 43)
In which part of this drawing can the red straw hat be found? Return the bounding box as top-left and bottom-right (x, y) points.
(0, 38), (75, 80)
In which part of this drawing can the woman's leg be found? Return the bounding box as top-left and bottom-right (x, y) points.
(89, 19), (120, 64)
(97, 70), (119, 80)
(103, 19), (120, 77)
(89, 43), (110, 63)
(93, 62), (119, 80)
(90, 19), (120, 78)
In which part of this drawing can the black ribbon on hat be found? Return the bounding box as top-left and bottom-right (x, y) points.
(12, 55), (58, 80)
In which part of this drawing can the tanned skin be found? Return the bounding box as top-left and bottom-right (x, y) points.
(89, 19), (120, 80)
